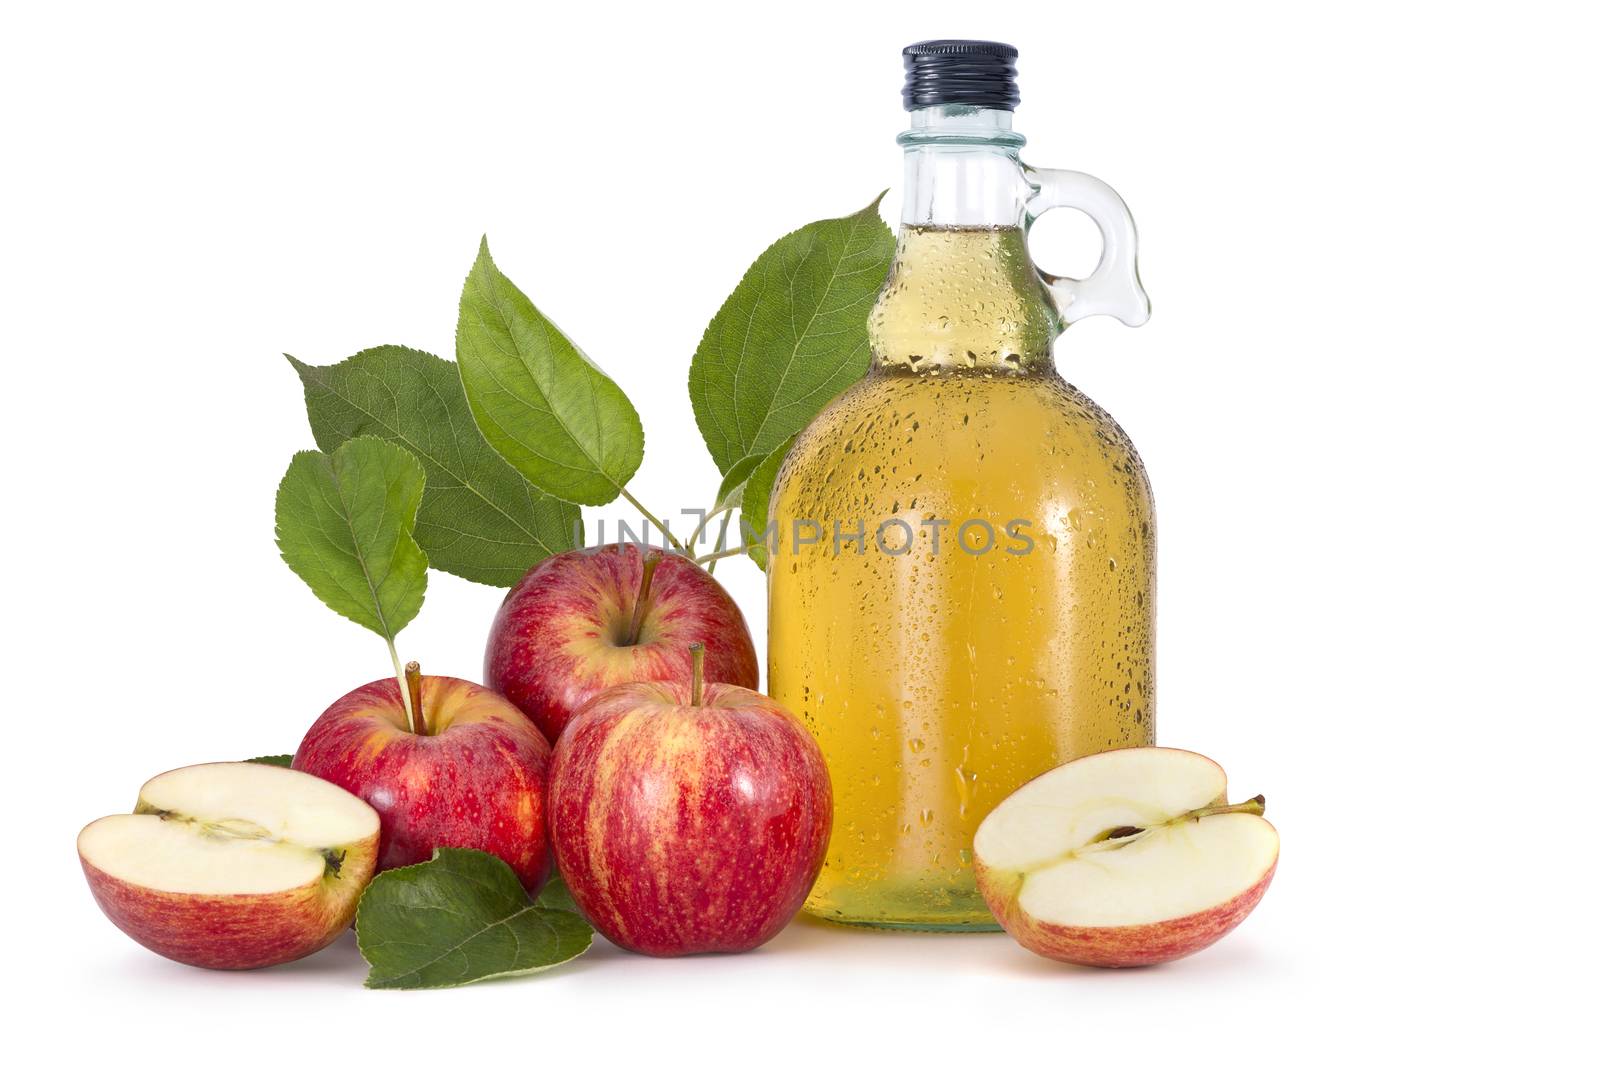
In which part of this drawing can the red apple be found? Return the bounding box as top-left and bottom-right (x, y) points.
(293, 668), (552, 894)
(485, 544), (759, 742)
(548, 645), (831, 957)
(77, 761), (380, 969)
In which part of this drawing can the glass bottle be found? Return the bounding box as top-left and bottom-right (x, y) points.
(767, 41), (1155, 930)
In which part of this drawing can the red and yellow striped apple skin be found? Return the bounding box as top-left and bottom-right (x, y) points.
(978, 856), (1278, 968)
(549, 681), (831, 957)
(485, 545), (760, 742)
(78, 831), (377, 970)
(294, 675), (552, 893)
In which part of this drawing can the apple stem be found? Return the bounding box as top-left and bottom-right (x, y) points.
(388, 638), (417, 734)
(689, 642), (704, 707)
(1198, 794), (1266, 820)
(625, 553), (662, 646)
(405, 660), (426, 735)
(1082, 795), (1268, 853)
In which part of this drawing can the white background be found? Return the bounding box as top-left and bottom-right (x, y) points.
(3, 1), (1595, 1059)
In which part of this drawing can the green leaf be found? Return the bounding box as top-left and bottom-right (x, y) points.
(737, 435), (798, 571)
(689, 195), (894, 477)
(245, 754), (293, 767)
(357, 848), (593, 990)
(533, 875), (579, 913)
(274, 437), (428, 641)
(714, 451), (769, 509)
(456, 238), (644, 506)
(287, 347), (578, 587)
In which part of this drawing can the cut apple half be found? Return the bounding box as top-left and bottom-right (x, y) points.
(974, 747), (1278, 968)
(78, 762), (380, 970)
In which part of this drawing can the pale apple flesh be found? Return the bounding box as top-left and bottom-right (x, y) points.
(77, 762), (380, 970)
(974, 747), (1278, 968)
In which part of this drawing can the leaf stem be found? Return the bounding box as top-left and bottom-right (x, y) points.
(686, 503), (732, 551)
(625, 553), (661, 645)
(689, 642), (704, 707)
(694, 543), (747, 565)
(388, 639), (417, 734)
(405, 661), (426, 735)
(618, 487), (688, 554)
(706, 510), (735, 574)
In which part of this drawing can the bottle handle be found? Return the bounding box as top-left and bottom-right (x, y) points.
(1021, 165), (1150, 327)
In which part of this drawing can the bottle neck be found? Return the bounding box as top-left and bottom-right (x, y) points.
(898, 106), (1029, 227)
(870, 106), (1060, 375)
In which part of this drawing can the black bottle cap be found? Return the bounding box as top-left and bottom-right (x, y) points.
(902, 40), (1020, 111)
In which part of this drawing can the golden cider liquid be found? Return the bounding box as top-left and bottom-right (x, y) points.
(768, 226), (1155, 929)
